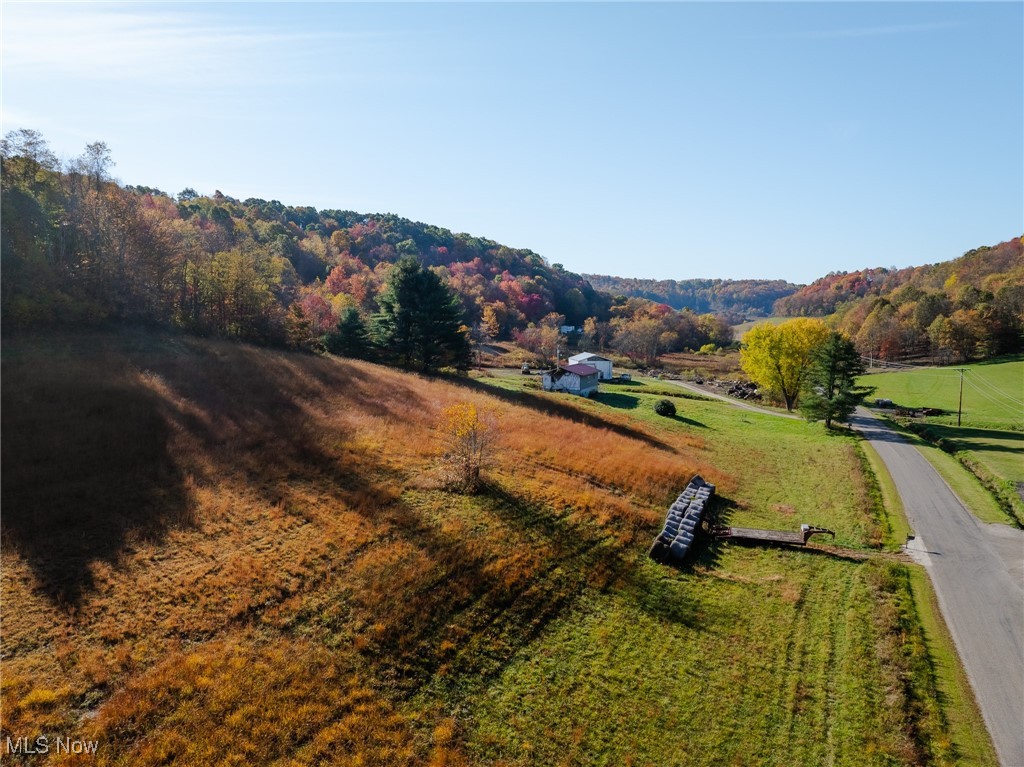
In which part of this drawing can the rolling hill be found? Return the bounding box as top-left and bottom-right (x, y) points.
(583, 275), (800, 317)
(0, 327), (982, 766)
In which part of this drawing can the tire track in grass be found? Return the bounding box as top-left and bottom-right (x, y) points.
(779, 574), (813, 760)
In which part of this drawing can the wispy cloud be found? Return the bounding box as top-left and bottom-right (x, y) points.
(1, 5), (368, 86)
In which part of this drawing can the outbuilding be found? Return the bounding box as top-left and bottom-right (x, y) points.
(542, 364), (600, 397)
(567, 352), (613, 380)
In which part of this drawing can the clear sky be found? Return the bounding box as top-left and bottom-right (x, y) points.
(3, 2), (1021, 284)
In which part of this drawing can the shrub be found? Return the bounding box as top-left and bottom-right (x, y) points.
(438, 402), (496, 493)
(654, 398), (676, 417)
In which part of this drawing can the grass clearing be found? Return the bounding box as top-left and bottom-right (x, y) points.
(861, 357), (1022, 524)
(731, 315), (790, 340)
(470, 554), (946, 767)
(0, 328), (981, 765)
(861, 356), (1023, 431)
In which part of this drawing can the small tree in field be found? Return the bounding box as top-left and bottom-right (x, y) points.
(438, 402), (495, 493)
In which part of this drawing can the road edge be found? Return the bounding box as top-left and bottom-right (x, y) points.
(856, 417), (1001, 766)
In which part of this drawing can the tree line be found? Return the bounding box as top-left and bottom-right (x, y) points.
(1, 130), (741, 370)
(584, 274), (800, 318)
(773, 239), (1024, 363)
(740, 319), (872, 427)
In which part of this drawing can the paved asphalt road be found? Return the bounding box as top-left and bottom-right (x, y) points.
(850, 409), (1024, 767)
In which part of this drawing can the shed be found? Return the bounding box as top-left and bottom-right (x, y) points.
(568, 352), (613, 380)
(542, 364), (600, 397)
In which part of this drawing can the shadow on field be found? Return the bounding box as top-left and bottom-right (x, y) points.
(0, 331), (416, 609)
(2, 360), (193, 607)
(444, 375), (676, 451)
(484, 484), (700, 629)
(595, 392), (640, 410)
(667, 413), (708, 429)
(921, 424), (1024, 454)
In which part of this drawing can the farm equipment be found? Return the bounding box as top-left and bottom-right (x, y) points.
(710, 523), (835, 547)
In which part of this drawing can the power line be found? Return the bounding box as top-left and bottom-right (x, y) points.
(963, 376), (1023, 415)
(968, 373), (1024, 409)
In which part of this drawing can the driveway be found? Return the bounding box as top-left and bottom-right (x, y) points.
(850, 409), (1024, 767)
(666, 380), (801, 419)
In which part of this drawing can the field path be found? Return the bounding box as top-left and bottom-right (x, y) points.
(667, 380), (801, 419)
(850, 409), (1024, 767)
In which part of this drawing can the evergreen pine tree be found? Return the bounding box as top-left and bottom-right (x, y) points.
(372, 257), (471, 372)
(325, 307), (372, 359)
(799, 332), (874, 427)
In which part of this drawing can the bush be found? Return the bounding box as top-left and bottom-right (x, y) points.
(654, 398), (677, 417)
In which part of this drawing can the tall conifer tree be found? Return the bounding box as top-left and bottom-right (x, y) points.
(372, 257), (471, 372)
(799, 332), (873, 427)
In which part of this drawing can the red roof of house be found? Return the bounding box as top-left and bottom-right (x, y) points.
(561, 363), (599, 377)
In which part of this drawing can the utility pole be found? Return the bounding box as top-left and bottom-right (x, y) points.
(956, 368), (966, 427)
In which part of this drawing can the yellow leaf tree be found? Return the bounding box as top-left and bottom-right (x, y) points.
(438, 402), (496, 493)
(740, 318), (830, 411)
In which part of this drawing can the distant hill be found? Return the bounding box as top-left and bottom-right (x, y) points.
(774, 237), (1024, 362)
(583, 275), (801, 317)
(774, 238), (1023, 317)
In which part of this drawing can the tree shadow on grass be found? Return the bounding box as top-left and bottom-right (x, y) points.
(2, 360), (193, 608)
(0, 332), (417, 610)
(668, 413), (708, 429)
(921, 424), (1024, 454)
(595, 392), (640, 410)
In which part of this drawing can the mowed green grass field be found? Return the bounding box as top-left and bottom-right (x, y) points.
(0, 333), (995, 766)
(860, 358), (1022, 501)
(861, 357), (1023, 431)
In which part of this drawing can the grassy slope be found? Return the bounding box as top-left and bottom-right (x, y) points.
(731, 316), (790, 341)
(0, 330), (977, 766)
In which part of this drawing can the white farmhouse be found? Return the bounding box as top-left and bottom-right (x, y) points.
(568, 352), (613, 380)
(542, 364), (600, 397)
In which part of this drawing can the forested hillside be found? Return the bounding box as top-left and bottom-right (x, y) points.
(584, 275), (799, 317)
(0, 130), (608, 349)
(0, 131), (743, 365)
(774, 238), (1024, 362)
(5, 130), (1018, 368)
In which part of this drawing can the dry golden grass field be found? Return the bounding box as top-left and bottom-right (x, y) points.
(0, 329), (993, 766)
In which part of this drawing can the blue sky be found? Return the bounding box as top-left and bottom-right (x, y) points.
(3, 2), (1021, 283)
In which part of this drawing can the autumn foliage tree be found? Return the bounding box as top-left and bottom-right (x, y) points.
(438, 402), (496, 493)
(740, 318), (831, 411)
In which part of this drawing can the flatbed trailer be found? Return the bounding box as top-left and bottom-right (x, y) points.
(712, 524), (835, 547)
